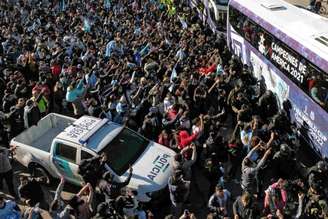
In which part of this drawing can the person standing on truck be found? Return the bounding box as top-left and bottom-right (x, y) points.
(0, 147), (17, 199)
(79, 153), (109, 188)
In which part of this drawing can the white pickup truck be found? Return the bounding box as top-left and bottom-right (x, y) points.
(10, 113), (176, 202)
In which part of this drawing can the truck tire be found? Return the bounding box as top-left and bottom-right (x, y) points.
(28, 163), (53, 186)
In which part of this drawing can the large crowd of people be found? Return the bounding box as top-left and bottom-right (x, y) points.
(0, 0), (327, 218)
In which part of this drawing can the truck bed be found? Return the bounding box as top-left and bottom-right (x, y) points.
(12, 113), (76, 152)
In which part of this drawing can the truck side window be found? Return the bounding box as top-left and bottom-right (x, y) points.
(55, 144), (77, 164)
(81, 150), (93, 161)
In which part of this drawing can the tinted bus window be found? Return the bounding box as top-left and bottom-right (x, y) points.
(229, 5), (328, 111)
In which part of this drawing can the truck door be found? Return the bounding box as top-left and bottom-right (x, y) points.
(51, 142), (82, 185)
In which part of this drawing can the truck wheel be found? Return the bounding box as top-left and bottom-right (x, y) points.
(29, 163), (52, 186)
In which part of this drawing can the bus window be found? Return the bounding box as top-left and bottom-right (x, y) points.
(229, 6), (242, 33)
(306, 64), (328, 109)
(229, 4), (328, 112)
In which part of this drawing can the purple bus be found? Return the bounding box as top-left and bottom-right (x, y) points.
(227, 0), (328, 159)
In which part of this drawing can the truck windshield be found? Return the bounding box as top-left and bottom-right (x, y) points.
(100, 127), (149, 175)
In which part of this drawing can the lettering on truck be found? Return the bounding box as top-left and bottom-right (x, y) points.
(66, 118), (98, 139)
(147, 154), (171, 181)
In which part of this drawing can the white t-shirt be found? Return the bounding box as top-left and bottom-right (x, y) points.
(163, 98), (173, 112)
(192, 125), (202, 139)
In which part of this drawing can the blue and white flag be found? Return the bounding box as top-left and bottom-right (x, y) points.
(169, 63), (178, 92)
(178, 16), (188, 29)
(104, 0), (111, 10)
(134, 52), (142, 66)
(60, 0), (66, 12)
(139, 43), (151, 57)
(170, 64), (178, 83)
(83, 18), (91, 33)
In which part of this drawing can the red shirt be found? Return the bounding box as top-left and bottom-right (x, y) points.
(178, 130), (198, 150)
(167, 108), (178, 121)
(51, 65), (61, 77)
(199, 63), (217, 75)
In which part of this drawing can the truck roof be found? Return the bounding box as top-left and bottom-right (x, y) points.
(56, 115), (123, 152)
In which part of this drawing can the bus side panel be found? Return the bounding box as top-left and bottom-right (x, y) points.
(228, 29), (248, 65)
(229, 26), (328, 159)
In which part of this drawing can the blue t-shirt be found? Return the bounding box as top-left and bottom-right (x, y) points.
(0, 201), (20, 219)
